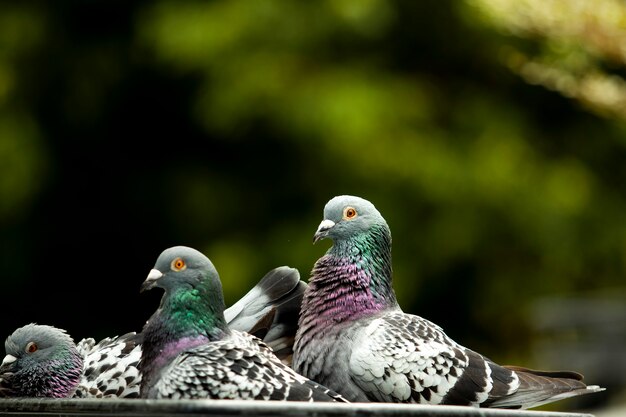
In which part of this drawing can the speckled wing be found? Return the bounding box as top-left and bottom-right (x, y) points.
(349, 311), (518, 406)
(152, 331), (345, 402)
(75, 332), (142, 398)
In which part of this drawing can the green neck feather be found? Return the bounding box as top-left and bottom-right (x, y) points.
(161, 284), (228, 340)
(330, 222), (397, 306)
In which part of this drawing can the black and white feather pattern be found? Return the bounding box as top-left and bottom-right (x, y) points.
(346, 312), (508, 405)
(149, 330), (344, 401)
(74, 332), (141, 398)
(334, 311), (603, 409)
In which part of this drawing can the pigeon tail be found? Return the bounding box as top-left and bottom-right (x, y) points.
(485, 366), (606, 409)
(224, 266), (305, 365)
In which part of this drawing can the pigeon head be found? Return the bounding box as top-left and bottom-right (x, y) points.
(313, 195), (389, 244)
(141, 246), (221, 295)
(0, 324), (83, 398)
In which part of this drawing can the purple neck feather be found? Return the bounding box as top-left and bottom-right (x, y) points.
(311, 256), (388, 321)
(298, 224), (397, 341)
(152, 335), (209, 370)
(16, 351), (83, 398)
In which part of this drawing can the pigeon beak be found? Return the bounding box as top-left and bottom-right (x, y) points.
(141, 269), (163, 293)
(0, 355), (16, 374)
(313, 219), (335, 243)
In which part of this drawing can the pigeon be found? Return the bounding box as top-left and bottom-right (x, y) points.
(292, 195), (605, 409)
(0, 265), (307, 398)
(0, 324), (141, 398)
(138, 245), (347, 401)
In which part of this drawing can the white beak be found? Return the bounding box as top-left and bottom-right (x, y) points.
(316, 219), (336, 233)
(1, 355), (17, 366)
(146, 269), (163, 282)
(313, 219), (336, 243)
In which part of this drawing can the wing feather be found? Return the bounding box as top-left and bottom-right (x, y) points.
(154, 331), (345, 402)
(350, 312), (470, 404)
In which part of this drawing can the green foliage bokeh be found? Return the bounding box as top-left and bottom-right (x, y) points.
(0, 1), (624, 407)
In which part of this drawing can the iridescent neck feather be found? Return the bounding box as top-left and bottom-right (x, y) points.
(10, 348), (83, 398)
(299, 222), (397, 338)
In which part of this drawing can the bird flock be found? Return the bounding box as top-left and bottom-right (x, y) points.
(0, 195), (604, 409)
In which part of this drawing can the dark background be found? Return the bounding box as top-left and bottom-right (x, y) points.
(1, 0), (625, 412)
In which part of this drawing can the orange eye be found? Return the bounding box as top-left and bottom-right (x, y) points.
(26, 342), (38, 353)
(171, 258), (186, 271)
(343, 207), (358, 220)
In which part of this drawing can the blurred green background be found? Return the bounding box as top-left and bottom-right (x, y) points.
(1, 0), (624, 411)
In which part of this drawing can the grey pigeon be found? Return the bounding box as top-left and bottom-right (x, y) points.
(0, 324), (141, 398)
(138, 245), (347, 401)
(0, 267), (307, 398)
(292, 195), (605, 409)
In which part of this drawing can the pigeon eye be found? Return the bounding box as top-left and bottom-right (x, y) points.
(343, 207), (358, 220)
(171, 258), (186, 271)
(25, 342), (38, 353)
